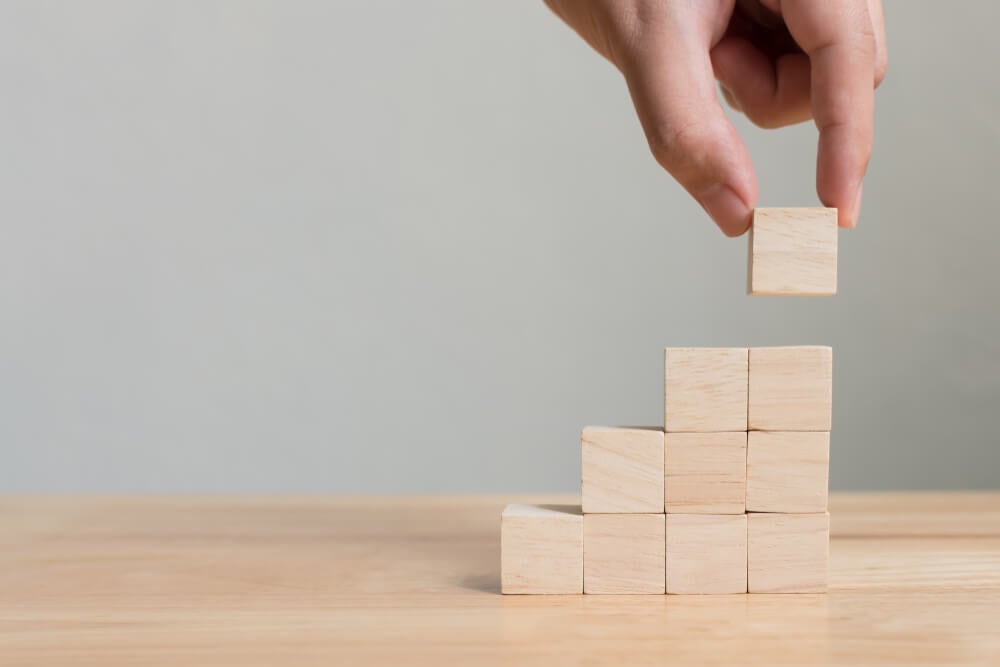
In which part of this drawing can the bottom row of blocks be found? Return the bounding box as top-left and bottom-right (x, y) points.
(501, 505), (829, 594)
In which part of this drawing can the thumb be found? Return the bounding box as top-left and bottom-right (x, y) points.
(619, 28), (757, 236)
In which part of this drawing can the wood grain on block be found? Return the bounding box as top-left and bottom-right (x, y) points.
(501, 504), (582, 594)
(584, 514), (665, 594)
(665, 514), (748, 594)
(664, 347), (749, 432)
(747, 431), (830, 513)
(748, 207), (837, 296)
(748, 512), (829, 593)
(748, 346), (833, 431)
(664, 432), (747, 514)
(582, 427), (664, 514)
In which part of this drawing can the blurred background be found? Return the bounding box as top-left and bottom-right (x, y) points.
(2, 1), (998, 493)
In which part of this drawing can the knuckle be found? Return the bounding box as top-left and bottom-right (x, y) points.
(647, 118), (704, 167)
(645, 118), (722, 192)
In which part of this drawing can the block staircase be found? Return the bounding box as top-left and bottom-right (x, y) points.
(501, 345), (832, 594)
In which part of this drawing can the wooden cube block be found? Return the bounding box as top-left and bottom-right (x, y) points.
(747, 431), (830, 513)
(664, 347), (748, 432)
(582, 427), (664, 514)
(748, 346), (832, 431)
(584, 514), (665, 594)
(748, 513), (829, 593)
(665, 514), (747, 594)
(748, 207), (837, 296)
(501, 504), (582, 594)
(664, 432), (746, 514)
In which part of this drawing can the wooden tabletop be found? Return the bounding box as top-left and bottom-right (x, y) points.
(2, 493), (1000, 666)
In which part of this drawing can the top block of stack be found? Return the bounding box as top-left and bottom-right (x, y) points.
(749, 346), (832, 431)
(748, 207), (837, 296)
(665, 346), (833, 432)
(664, 347), (748, 432)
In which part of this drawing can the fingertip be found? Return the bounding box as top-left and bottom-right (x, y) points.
(697, 183), (753, 237)
(843, 184), (863, 228)
(826, 182), (864, 228)
(816, 125), (870, 230)
(722, 216), (753, 237)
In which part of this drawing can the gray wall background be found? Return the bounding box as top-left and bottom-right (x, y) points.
(2, 1), (998, 493)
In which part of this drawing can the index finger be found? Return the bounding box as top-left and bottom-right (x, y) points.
(781, 2), (877, 227)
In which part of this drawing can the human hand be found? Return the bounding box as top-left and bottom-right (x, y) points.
(544, 0), (887, 235)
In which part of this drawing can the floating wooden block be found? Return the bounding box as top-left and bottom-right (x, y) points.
(501, 504), (583, 594)
(582, 427), (664, 514)
(664, 432), (747, 514)
(665, 514), (747, 594)
(748, 207), (838, 296)
(747, 431), (830, 513)
(584, 514), (665, 594)
(748, 346), (832, 431)
(664, 348), (748, 432)
(748, 513), (829, 593)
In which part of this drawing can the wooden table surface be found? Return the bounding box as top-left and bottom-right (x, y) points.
(2, 493), (1000, 666)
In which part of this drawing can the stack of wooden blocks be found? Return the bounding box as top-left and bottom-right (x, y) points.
(501, 208), (838, 595)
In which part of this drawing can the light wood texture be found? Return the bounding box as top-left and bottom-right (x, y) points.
(581, 426), (663, 513)
(664, 347), (748, 432)
(749, 512), (829, 593)
(664, 432), (747, 514)
(749, 346), (833, 431)
(583, 513), (665, 594)
(3, 494), (1000, 666)
(666, 514), (747, 594)
(831, 492), (1000, 536)
(501, 504), (582, 594)
(748, 207), (838, 296)
(747, 431), (829, 513)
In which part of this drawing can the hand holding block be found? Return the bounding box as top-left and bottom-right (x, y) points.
(584, 514), (665, 594)
(748, 207), (837, 296)
(582, 427), (664, 514)
(666, 514), (747, 594)
(749, 346), (833, 431)
(747, 431), (830, 513)
(664, 432), (747, 514)
(501, 504), (583, 594)
(664, 348), (748, 432)
(748, 513), (829, 593)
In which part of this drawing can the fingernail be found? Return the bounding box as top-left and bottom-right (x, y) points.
(698, 184), (751, 237)
(851, 185), (864, 227)
(720, 84), (742, 112)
